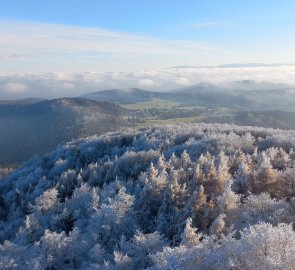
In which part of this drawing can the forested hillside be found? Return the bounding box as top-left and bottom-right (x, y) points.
(0, 98), (126, 166)
(1, 123), (295, 269)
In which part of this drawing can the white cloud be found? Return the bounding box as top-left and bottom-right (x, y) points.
(61, 82), (76, 90)
(0, 53), (27, 60)
(139, 78), (160, 87)
(0, 20), (222, 73)
(0, 20), (294, 74)
(176, 77), (191, 85)
(3, 83), (28, 94)
(1, 65), (295, 99)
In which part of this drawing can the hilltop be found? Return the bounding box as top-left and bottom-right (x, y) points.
(1, 123), (295, 269)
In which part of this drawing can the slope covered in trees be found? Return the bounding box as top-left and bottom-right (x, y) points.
(0, 98), (126, 166)
(1, 123), (295, 269)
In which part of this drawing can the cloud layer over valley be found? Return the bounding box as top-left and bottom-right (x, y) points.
(1, 65), (295, 99)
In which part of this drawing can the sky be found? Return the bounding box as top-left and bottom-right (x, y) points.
(1, 0), (295, 98)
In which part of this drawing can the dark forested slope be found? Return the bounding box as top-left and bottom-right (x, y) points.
(0, 98), (126, 166)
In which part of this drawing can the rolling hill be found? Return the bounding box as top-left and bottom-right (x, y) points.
(82, 81), (295, 112)
(81, 88), (161, 104)
(0, 98), (127, 166)
(2, 80), (295, 169)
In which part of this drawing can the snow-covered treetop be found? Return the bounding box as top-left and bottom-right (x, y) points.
(1, 123), (295, 269)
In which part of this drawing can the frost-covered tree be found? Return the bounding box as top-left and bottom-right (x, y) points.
(252, 152), (278, 195)
(1, 123), (295, 268)
(233, 161), (251, 193)
(156, 183), (179, 242)
(181, 217), (202, 248)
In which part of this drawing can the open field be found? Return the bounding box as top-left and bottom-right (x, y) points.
(136, 116), (199, 127)
(121, 99), (181, 109)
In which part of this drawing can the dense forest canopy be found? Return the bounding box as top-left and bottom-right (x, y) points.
(1, 123), (295, 269)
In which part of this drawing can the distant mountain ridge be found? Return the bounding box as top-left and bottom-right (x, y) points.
(81, 81), (295, 112)
(81, 88), (162, 104)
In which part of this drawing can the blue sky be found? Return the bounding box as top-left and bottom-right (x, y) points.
(1, 1), (295, 72)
